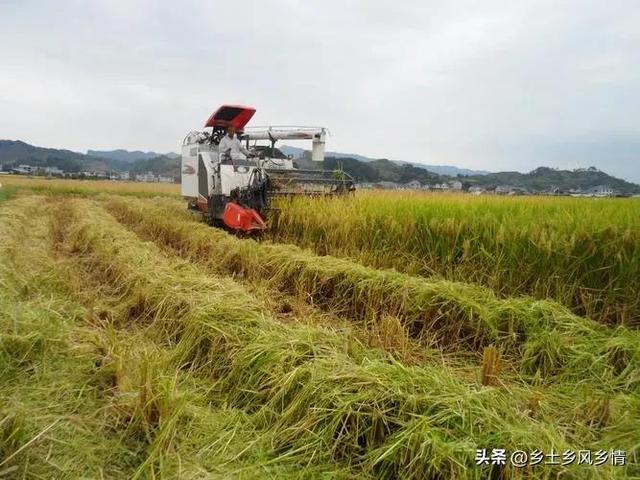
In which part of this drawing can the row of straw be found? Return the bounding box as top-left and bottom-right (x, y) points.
(2, 196), (351, 478)
(269, 192), (640, 326)
(53, 198), (636, 479)
(104, 196), (640, 391)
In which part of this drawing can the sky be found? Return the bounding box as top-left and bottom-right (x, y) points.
(1, 0), (639, 182)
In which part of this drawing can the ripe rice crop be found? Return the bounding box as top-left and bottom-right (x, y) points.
(2, 180), (639, 478)
(270, 191), (640, 326)
(104, 196), (640, 391)
(0, 175), (180, 197)
(50, 198), (640, 478)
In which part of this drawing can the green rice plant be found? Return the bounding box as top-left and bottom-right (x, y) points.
(0, 184), (18, 204)
(0, 410), (29, 473)
(103, 196), (640, 390)
(52, 198), (638, 478)
(270, 192), (640, 326)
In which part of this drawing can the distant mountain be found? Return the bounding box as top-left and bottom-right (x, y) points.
(321, 157), (442, 184)
(395, 161), (491, 177)
(299, 153), (638, 193)
(464, 166), (640, 194)
(2, 140), (638, 193)
(0, 140), (117, 172)
(280, 145), (490, 177)
(0, 140), (178, 176)
(87, 149), (179, 163)
(128, 155), (180, 177)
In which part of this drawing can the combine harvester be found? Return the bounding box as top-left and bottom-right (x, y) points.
(181, 104), (354, 233)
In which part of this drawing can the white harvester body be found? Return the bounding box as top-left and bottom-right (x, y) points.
(180, 105), (353, 233)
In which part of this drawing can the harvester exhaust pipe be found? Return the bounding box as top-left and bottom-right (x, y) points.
(311, 131), (326, 162)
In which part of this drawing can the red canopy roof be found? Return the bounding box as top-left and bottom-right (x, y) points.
(204, 105), (256, 129)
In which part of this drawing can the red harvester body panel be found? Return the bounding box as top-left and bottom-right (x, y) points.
(222, 202), (267, 232)
(204, 105), (256, 130)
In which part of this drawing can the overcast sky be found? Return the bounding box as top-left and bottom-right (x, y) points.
(1, 0), (639, 181)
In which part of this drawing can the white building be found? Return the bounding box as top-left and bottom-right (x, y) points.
(158, 175), (175, 183)
(17, 164), (37, 174)
(44, 166), (64, 176)
(449, 180), (463, 190)
(495, 185), (513, 195)
(405, 180), (422, 190)
(136, 172), (157, 182)
(588, 185), (614, 197)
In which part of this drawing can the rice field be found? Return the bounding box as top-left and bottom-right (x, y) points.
(0, 175), (180, 197)
(1, 177), (639, 478)
(271, 192), (640, 326)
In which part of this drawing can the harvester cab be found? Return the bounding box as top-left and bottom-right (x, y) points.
(181, 105), (354, 233)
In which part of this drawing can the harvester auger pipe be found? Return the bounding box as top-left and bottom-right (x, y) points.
(181, 105), (354, 234)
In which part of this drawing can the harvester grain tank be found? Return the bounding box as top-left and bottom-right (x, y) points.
(181, 105), (354, 233)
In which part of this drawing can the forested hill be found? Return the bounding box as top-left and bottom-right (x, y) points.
(323, 157), (442, 184)
(0, 140), (121, 172)
(2, 140), (638, 193)
(0, 140), (176, 176)
(462, 166), (640, 193)
(320, 156), (639, 193)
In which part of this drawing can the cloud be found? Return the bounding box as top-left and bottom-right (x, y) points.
(0, 0), (639, 181)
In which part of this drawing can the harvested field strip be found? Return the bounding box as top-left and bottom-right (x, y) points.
(63, 285), (363, 479)
(0, 197), (152, 477)
(97, 199), (455, 369)
(53, 198), (637, 478)
(0, 197), (362, 478)
(104, 196), (640, 390)
(0, 175), (180, 198)
(270, 193), (640, 326)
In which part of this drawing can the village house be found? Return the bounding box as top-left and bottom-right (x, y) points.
(44, 166), (64, 176)
(494, 185), (514, 195)
(11, 164), (37, 174)
(405, 180), (422, 190)
(135, 171), (157, 182)
(587, 185), (614, 197)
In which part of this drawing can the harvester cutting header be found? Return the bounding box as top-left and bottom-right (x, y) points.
(181, 105), (354, 233)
